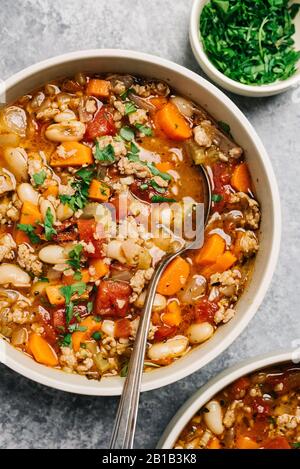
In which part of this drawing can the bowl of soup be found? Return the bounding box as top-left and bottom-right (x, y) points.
(158, 351), (300, 449)
(0, 50), (280, 395)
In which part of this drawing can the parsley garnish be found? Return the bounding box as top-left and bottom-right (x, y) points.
(43, 208), (57, 241)
(200, 0), (300, 85)
(61, 333), (72, 347)
(87, 301), (93, 314)
(16, 224), (41, 244)
(33, 170), (46, 187)
(151, 195), (176, 203)
(60, 282), (87, 324)
(126, 143), (172, 181)
(212, 193), (223, 203)
(68, 324), (88, 333)
(120, 361), (129, 377)
(92, 331), (102, 341)
(292, 442), (300, 449)
(125, 102), (137, 115)
(120, 126), (135, 141)
(59, 167), (95, 212)
(150, 180), (167, 194)
(67, 244), (83, 272)
(135, 123), (153, 136)
(95, 142), (115, 165)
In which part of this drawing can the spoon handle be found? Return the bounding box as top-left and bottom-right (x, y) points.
(109, 257), (173, 449)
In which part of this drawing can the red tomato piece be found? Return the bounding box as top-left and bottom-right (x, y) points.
(77, 219), (104, 258)
(211, 162), (234, 213)
(52, 305), (89, 333)
(115, 318), (131, 339)
(262, 437), (291, 449)
(94, 280), (132, 317)
(37, 306), (58, 346)
(154, 325), (177, 342)
(252, 397), (271, 418)
(84, 106), (116, 141)
(194, 297), (219, 324)
(228, 376), (251, 399)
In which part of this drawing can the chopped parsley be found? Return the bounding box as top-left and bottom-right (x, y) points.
(39, 276), (49, 283)
(16, 224), (41, 244)
(150, 180), (167, 194)
(59, 166), (95, 212)
(292, 442), (300, 449)
(151, 195), (176, 203)
(212, 193), (223, 203)
(60, 282), (87, 324)
(120, 126), (135, 141)
(126, 143), (172, 182)
(92, 331), (102, 341)
(67, 244), (83, 272)
(124, 102), (137, 115)
(95, 142), (115, 165)
(87, 301), (93, 314)
(68, 324), (88, 333)
(135, 123), (153, 136)
(43, 207), (57, 241)
(120, 361), (129, 377)
(61, 333), (72, 347)
(217, 121), (232, 137)
(33, 170), (46, 187)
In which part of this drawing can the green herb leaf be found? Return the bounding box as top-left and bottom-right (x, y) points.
(125, 102), (137, 115)
(16, 224), (41, 244)
(147, 162), (172, 181)
(217, 121), (231, 137)
(151, 195), (176, 203)
(39, 276), (49, 283)
(59, 166), (95, 212)
(135, 123), (153, 136)
(92, 331), (102, 341)
(150, 180), (167, 194)
(67, 244), (83, 272)
(68, 324), (88, 333)
(212, 193), (223, 203)
(292, 442), (300, 449)
(87, 301), (93, 314)
(120, 361), (129, 377)
(33, 170), (46, 187)
(61, 333), (72, 347)
(60, 282), (87, 324)
(43, 207), (57, 241)
(95, 142), (115, 164)
(120, 126), (135, 141)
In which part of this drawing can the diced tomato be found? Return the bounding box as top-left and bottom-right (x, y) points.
(194, 297), (219, 324)
(211, 162), (235, 213)
(52, 304), (90, 333)
(94, 280), (132, 317)
(252, 397), (271, 419)
(77, 219), (104, 258)
(115, 318), (131, 339)
(262, 437), (291, 449)
(228, 376), (251, 399)
(37, 306), (58, 346)
(154, 325), (177, 342)
(52, 220), (78, 243)
(84, 106), (116, 141)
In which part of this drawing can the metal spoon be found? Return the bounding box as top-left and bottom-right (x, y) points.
(110, 165), (211, 449)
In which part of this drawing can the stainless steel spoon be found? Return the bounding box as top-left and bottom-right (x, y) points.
(110, 165), (211, 449)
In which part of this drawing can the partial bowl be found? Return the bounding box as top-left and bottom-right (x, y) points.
(158, 350), (298, 448)
(0, 49), (281, 395)
(190, 0), (300, 97)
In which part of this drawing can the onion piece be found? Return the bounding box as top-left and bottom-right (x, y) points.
(128, 92), (155, 112)
(178, 275), (207, 304)
(171, 96), (194, 118)
(1, 106), (27, 137)
(110, 264), (133, 282)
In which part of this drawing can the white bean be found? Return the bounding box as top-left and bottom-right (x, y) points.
(0, 264), (31, 287)
(56, 203), (74, 221)
(187, 322), (214, 345)
(106, 240), (126, 264)
(147, 336), (188, 361)
(54, 110), (77, 122)
(0, 169), (16, 195)
(45, 121), (86, 142)
(203, 401), (224, 435)
(38, 245), (67, 264)
(135, 291), (166, 312)
(17, 183), (40, 205)
(3, 147), (28, 182)
(39, 198), (56, 222)
(101, 320), (115, 337)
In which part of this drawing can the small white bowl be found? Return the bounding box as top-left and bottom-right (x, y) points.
(0, 49), (281, 395)
(158, 350), (298, 448)
(190, 0), (300, 97)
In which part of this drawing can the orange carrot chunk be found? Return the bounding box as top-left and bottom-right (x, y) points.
(86, 79), (111, 98)
(155, 102), (192, 141)
(72, 316), (102, 352)
(236, 435), (260, 449)
(88, 179), (111, 201)
(155, 161), (175, 173)
(15, 201), (42, 244)
(195, 234), (226, 266)
(201, 251), (237, 278)
(231, 163), (252, 193)
(46, 285), (65, 306)
(157, 257), (190, 296)
(50, 142), (93, 167)
(163, 301), (182, 326)
(29, 333), (58, 367)
(149, 96), (168, 110)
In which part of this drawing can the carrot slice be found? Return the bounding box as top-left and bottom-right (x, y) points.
(15, 201), (43, 244)
(195, 234), (226, 266)
(46, 285), (65, 306)
(155, 162), (174, 173)
(207, 437), (222, 449)
(231, 163), (252, 193)
(72, 316), (102, 352)
(157, 257), (190, 296)
(236, 435), (260, 449)
(86, 79), (111, 98)
(149, 96), (168, 110)
(43, 185), (59, 198)
(201, 251), (237, 278)
(89, 259), (109, 279)
(88, 179), (111, 201)
(163, 301), (182, 326)
(155, 102), (192, 140)
(28, 333), (58, 367)
(50, 142), (93, 167)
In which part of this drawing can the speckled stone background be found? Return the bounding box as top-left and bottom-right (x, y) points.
(0, 0), (299, 449)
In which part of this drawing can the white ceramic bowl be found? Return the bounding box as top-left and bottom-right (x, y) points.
(190, 0), (300, 97)
(0, 49), (281, 395)
(158, 350), (298, 448)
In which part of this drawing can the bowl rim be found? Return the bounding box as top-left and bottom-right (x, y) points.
(158, 349), (298, 448)
(190, 0), (300, 96)
(1, 48), (281, 395)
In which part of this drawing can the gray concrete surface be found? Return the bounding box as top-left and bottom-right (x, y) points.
(0, 0), (299, 449)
